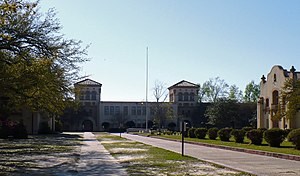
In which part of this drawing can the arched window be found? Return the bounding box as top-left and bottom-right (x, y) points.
(272, 90), (279, 105)
(178, 93), (183, 101)
(266, 98), (269, 108)
(184, 92), (189, 101)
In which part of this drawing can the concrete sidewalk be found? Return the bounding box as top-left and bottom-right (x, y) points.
(77, 132), (127, 176)
(120, 133), (300, 176)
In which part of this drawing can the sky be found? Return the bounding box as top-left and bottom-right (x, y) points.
(39, 0), (300, 101)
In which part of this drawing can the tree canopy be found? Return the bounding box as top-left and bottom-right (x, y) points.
(243, 81), (260, 103)
(0, 0), (88, 118)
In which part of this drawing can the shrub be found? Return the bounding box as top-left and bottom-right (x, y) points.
(194, 128), (207, 139)
(188, 128), (197, 138)
(208, 128), (218, 140)
(287, 129), (300, 150)
(283, 128), (293, 138)
(247, 129), (263, 145)
(12, 121), (28, 139)
(38, 122), (52, 134)
(258, 127), (267, 133)
(218, 128), (232, 141)
(264, 128), (285, 147)
(242, 126), (253, 132)
(231, 129), (245, 143)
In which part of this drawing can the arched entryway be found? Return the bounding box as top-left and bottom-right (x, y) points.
(82, 120), (93, 131)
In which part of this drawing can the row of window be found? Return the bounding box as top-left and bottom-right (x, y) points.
(79, 91), (98, 100)
(178, 92), (195, 101)
(104, 106), (147, 116)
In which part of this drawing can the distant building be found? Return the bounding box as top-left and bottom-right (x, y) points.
(257, 65), (300, 129)
(61, 79), (201, 131)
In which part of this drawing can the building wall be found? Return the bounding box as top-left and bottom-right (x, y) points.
(257, 65), (300, 129)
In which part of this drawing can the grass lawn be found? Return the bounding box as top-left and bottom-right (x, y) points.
(96, 133), (253, 176)
(147, 134), (300, 156)
(0, 133), (81, 176)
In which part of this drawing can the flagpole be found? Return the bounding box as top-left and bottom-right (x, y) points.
(145, 47), (149, 131)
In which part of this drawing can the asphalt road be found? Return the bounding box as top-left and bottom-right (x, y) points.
(119, 133), (300, 176)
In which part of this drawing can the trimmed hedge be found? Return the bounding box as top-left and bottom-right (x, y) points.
(247, 129), (263, 145)
(188, 128), (197, 138)
(194, 128), (207, 139)
(242, 126), (253, 132)
(218, 128), (232, 141)
(287, 128), (300, 150)
(264, 128), (285, 147)
(231, 129), (245, 143)
(208, 127), (218, 140)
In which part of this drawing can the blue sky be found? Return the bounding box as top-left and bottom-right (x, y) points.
(39, 0), (300, 101)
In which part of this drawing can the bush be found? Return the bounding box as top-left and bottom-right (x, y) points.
(231, 129), (245, 143)
(264, 128), (285, 147)
(283, 128), (293, 138)
(188, 128), (197, 138)
(0, 126), (9, 139)
(247, 129), (263, 145)
(194, 128), (207, 139)
(12, 121), (28, 139)
(218, 128), (232, 141)
(258, 127), (267, 133)
(208, 128), (218, 140)
(287, 128), (300, 150)
(38, 122), (52, 134)
(242, 126), (253, 132)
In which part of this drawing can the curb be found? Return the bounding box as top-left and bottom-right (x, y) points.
(150, 136), (300, 161)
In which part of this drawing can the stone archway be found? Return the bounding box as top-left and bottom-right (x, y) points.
(82, 120), (93, 131)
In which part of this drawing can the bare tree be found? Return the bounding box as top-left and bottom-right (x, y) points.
(153, 80), (168, 102)
(203, 77), (229, 102)
(152, 80), (171, 129)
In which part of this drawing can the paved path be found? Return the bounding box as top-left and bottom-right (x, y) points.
(77, 132), (127, 176)
(119, 133), (300, 176)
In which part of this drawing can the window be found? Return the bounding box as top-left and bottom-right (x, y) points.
(110, 106), (114, 115)
(123, 106), (128, 115)
(131, 106), (136, 115)
(91, 91), (97, 100)
(79, 91), (84, 100)
(274, 74), (277, 82)
(85, 91), (90, 100)
(104, 106), (109, 115)
(178, 92), (183, 101)
(142, 107), (146, 115)
(272, 91), (279, 105)
(190, 93), (195, 101)
(137, 106), (142, 115)
(184, 92), (189, 101)
(266, 99), (269, 108)
(115, 106), (120, 115)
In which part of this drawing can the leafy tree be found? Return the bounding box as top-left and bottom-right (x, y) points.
(243, 81), (260, 103)
(276, 78), (300, 121)
(0, 0), (88, 118)
(228, 84), (243, 102)
(205, 98), (239, 128)
(205, 98), (255, 128)
(198, 82), (210, 102)
(201, 77), (229, 103)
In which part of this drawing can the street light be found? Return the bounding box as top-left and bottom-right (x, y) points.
(145, 47), (149, 131)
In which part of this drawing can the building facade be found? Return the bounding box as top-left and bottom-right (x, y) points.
(62, 79), (200, 131)
(257, 65), (300, 129)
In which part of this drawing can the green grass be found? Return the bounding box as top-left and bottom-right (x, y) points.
(150, 134), (300, 156)
(96, 133), (252, 176)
